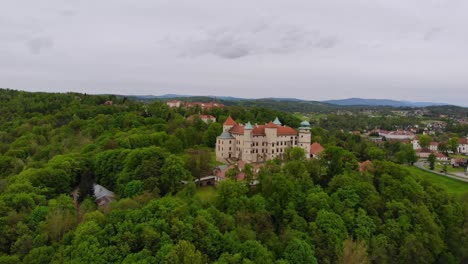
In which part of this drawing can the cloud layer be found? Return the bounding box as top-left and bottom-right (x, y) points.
(170, 20), (338, 59)
(0, 0), (467, 105)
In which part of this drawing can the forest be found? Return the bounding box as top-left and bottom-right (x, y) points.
(0, 88), (467, 263)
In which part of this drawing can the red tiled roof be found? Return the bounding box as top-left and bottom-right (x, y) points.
(430, 142), (438, 146)
(416, 148), (432, 153)
(435, 153), (447, 158)
(230, 124), (244, 134)
(224, 116), (237, 126)
(229, 123), (297, 136)
(265, 121), (277, 128)
(310, 143), (325, 155)
(252, 126), (265, 135)
(200, 115), (215, 119)
(276, 126), (298, 135)
(459, 138), (468, 144)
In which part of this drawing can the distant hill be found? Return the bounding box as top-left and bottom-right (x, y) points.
(128, 94), (454, 111)
(137, 95), (448, 107)
(323, 98), (447, 107)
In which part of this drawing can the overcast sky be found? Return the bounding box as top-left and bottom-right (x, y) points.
(1, 0), (467, 105)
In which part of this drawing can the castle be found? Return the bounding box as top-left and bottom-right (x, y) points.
(216, 116), (311, 163)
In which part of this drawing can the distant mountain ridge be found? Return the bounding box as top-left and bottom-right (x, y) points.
(137, 94), (448, 107)
(323, 98), (447, 107)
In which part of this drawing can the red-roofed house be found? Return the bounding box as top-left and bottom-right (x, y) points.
(187, 114), (216, 123)
(310, 142), (324, 158)
(435, 152), (448, 161)
(216, 117), (312, 163)
(185, 102), (225, 110)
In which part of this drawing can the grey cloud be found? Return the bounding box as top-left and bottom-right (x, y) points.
(1, 0), (467, 106)
(173, 20), (338, 59)
(60, 10), (77, 17)
(315, 37), (339, 49)
(423, 27), (442, 41)
(27, 37), (53, 55)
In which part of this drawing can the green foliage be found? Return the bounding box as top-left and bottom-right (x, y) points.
(428, 153), (436, 170)
(0, 89), (467, 263)
(283, 238), (317, 264)
(418, 134), (432, 149)
(123, 180), (144, 198)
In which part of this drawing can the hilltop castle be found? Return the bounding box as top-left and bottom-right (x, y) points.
(216, 116), (311, 163)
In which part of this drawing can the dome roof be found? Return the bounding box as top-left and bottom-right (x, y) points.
(218, 131), (234, 139)
(300, 120), (310, 127)
(273, 117), (282, 125)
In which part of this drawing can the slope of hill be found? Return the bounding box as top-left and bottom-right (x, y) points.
(323, 98), (447, 107)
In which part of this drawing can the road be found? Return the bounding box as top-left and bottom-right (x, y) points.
(414, 161), (468, 183)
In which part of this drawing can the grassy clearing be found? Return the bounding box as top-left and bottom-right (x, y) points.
(406, 166), (468, 197)
(195, 186), (217, 204)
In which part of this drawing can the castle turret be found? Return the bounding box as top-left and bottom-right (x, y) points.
(273, 117), (282, 125)
(223, 116), (237, 132)
(216, 131), (235, 162)
(243, 122), (253, 162)
(298, 120), (311, 158)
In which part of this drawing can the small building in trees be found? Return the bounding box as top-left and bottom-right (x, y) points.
(187, 114), (216, 124)
(93, 184), (115, 207)
(435, 152), (448, 161)
(310, 142), (324, 158)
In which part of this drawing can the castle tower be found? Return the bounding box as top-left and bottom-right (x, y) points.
(298, 120), (311, 158)
(223, 116), (237, 132)
(216, 131), (235, 162)
(265, 121), (278, 160)
(243, 122), (253, 162)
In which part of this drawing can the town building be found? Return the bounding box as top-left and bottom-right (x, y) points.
(187, 114), (216, 123)
(310, 142), (324, 158)
(412, 139), (438, 152)
(379, 130), (415, 141)
(430, 142), (439, 152)
(167, 100), (182, 108)
(166, 100), (224, 110)
(435, 152), (448, 161)
(216, 117), (311, 163)
(458, 137), (468, 154)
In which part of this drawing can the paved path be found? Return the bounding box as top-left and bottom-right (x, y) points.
(414, 161), (468, 183)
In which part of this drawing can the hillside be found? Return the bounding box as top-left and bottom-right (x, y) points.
(0, 88), (467, 263)
(323, 98), (447, 107)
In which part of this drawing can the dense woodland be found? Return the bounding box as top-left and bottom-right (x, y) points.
(0, 89), (467, 263)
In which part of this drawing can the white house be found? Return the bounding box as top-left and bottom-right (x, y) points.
(458, 137), (468, 154)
